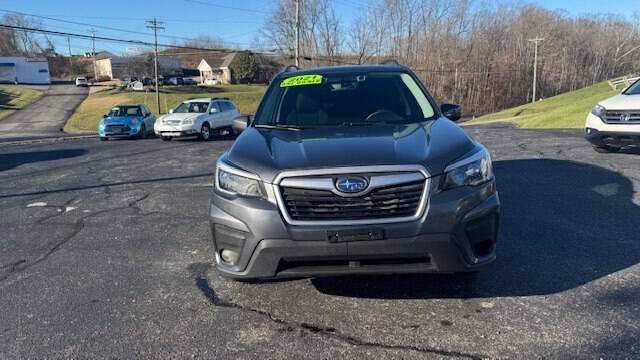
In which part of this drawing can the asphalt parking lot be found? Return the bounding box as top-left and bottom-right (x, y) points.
(1, 123), (639, 358)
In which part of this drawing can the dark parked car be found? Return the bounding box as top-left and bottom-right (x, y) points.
(210, 63), (500, 280)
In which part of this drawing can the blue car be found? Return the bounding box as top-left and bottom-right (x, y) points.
(98, 104), (156, 140)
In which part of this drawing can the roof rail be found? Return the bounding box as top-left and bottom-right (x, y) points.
(211, 97), (230, 101)
(284, 65), (299, 72)
(380, 59), (401, 66)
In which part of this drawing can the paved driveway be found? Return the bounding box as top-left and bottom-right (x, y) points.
(0, 84), (88, 140)
(0, 125), (639, 358)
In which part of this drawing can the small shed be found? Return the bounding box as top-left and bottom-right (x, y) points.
(197, 53), (237, 85)
(0, 57), (51, 84)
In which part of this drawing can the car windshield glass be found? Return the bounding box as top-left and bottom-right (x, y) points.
(173, 102), (209, 113)
(255, 72), (436, 127)
(108, 106), (141, 117)
(624, 79), (640, 95)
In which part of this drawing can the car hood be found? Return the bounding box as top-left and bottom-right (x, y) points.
(104, 116), (142, 125)
(226, 118), (476, 183)
(161, 113), (201, 122)
(599, 93), (640, 110)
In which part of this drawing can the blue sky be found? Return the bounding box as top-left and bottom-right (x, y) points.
(2, 0), (639, 56)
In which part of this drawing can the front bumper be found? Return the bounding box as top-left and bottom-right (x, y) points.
(98, 124), (141, 138)
(154, 123), (198, 137)
(585, 113), (640, 148)
(209, 176), (500, 279)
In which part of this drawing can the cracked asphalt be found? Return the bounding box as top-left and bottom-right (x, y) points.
(1, 123), (639, 358)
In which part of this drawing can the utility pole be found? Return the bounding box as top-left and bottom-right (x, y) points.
(295, 0), (300, 67)
(146, 17), (164, 114)
(528, 37), (544, 103)
(89, 29), (97, 81)
(66, 37), (73, 73)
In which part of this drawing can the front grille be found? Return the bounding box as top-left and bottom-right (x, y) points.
(281, 181), (425, 221)
(104, 124), (130, 133)
(604, 110), (640, 124)
(163, 119), (181, 125)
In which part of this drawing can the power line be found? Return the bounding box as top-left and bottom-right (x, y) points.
(0, 8), (258, 46)
(182, 0), (270, 14)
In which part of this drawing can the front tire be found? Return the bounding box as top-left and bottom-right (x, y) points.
(199, 123), (211, 141)
(99, 137), (108, 141)
(161, 136), (172, 141)
(593, 145), (620, 153)
(139, 124), (147, 139)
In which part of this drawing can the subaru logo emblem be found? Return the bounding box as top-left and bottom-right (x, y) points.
(621, 113), (631, 122)
(335, 176), (368, 193)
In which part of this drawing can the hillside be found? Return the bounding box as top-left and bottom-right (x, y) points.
(468, 81), (618, 128)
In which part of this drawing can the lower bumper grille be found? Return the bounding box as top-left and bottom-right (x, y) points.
(105, 124), (131, 134)
(281, 181), (425, 221)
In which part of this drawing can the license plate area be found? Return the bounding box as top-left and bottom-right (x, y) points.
(327, 228), (385, 243)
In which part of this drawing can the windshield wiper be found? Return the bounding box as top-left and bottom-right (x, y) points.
(254, 124), (303, 131)
(341, 121), (389, 126)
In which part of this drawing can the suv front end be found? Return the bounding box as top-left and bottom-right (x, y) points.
(209, 65), (500, 280)
(585, 79), (640, 152)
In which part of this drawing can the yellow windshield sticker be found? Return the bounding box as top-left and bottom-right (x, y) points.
(280, 75), (323, 87)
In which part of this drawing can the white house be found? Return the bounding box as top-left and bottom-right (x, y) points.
(0, 57), (51, 84)
(197, 53), (237, 85)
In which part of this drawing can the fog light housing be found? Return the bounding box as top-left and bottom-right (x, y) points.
(220, 249), (239, 265)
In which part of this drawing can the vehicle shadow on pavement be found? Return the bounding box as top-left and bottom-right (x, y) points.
(312, 158), (640, 299)
(0, 149), (86, 172)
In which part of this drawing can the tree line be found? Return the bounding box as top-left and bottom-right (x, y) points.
(262, 0), (640, 115)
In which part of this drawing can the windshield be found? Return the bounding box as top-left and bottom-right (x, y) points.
(108, 106), (141, 117)
(173, 101), (210, 113)
(624, 79), (640, 95)
(255, 72), (436, 127)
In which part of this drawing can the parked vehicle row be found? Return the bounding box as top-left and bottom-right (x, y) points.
(97, 97), (240, 141)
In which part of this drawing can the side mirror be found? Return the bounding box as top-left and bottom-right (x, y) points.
(232, 115), (250, 133)
(210, 108), (218, 114)
(440, 103), (462, 121)
(168, 109), (173, 114)
(103, 114), (107, 118)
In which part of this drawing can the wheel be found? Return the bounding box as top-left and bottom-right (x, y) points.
(99, 137), (108, 141)
(593, 145), (620, 153)
(161, 136), (172, 141)
(199, 123), (211, 141)
(139, 124), (147, 139)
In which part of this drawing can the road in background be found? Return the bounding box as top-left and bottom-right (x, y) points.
(0, 84), (88, 141)
(0, 125), (639, 358)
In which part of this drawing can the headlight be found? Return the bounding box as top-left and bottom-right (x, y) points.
(182, 118), (194, 125)
(591, 104), (605, 119)
(442, 147), (493, 190)
(215, 159), (265, 198)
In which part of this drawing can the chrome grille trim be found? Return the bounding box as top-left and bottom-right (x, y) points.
(604, 110), (640, 124)
(273, 165), (431, 226)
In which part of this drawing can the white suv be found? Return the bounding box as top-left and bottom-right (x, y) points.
(586, 79), (640, 152)
(154, 98), (240, 141)
(75, 76), (88, 87)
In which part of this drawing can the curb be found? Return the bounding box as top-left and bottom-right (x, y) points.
(0, 134), (97, 146)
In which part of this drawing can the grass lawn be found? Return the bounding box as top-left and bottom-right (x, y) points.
(0, 85), (43, 121)
(468, 81), (619, 128)
(64, 84), (267, 133)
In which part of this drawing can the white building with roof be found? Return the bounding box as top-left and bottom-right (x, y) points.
(0, 57), (51, 84)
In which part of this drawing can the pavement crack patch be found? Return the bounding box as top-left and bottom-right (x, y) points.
(188, 263), (483, 359)
(1, 192), (151, 283)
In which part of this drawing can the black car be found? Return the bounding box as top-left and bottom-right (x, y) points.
(209, 63), (500, 280)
